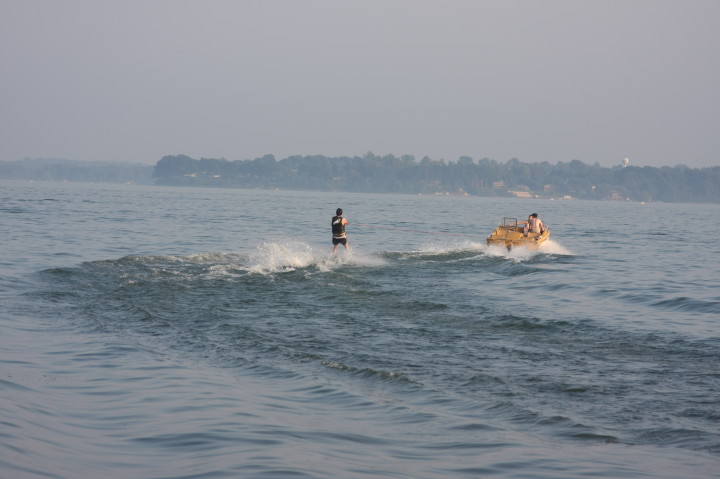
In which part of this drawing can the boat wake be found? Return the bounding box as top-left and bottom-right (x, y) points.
(62, 238), (574, 285)
(538, 239), (573, 256)
(483, 239), (572, 261)
(155, 241), (389, 277)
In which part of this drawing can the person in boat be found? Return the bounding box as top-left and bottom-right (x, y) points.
(518, 213), (545, 237)
(331, 208), (350, 252)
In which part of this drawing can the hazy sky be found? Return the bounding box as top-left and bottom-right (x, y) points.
(1, 0), (718, 168)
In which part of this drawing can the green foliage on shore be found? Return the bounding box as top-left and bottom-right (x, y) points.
(153, 153), (720, 203)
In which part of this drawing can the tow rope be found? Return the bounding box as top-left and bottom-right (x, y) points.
(356, 224), (476, 237)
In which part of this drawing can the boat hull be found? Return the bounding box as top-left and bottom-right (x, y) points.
(486, 225), (550, 250)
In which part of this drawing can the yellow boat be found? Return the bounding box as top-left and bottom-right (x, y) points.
(486, 217), (550, 250)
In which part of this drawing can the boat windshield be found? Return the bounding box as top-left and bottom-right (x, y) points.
(500, 217), (517, 227)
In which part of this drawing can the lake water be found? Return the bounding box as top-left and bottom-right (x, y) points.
(1, 179), (719, 479)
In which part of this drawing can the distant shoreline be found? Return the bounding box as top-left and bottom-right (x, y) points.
(2, 155), (719, 204)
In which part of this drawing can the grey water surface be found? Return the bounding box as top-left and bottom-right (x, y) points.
(2, 180), (719, 478)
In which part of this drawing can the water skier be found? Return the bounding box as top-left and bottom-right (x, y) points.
(331, 208), (349, 252)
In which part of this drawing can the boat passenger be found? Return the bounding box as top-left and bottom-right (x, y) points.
(331, 208), (350, 252)
(518, 213), (545, 237)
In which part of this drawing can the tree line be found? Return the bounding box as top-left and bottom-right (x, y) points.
(153, 153), (720, 203)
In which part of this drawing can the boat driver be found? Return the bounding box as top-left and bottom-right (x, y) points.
(521, 213), (545, 236)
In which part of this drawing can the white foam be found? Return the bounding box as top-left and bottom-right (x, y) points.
(483, 244), (535, 262)
(246, 241), (316, 274)
(537, 239), (573, 256)
(174, 238), (570, 277)
(316, 248), (388, 272)
(483, 238), (573, 261)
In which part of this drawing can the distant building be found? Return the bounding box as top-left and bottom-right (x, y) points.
(508, 190), (532, 198)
